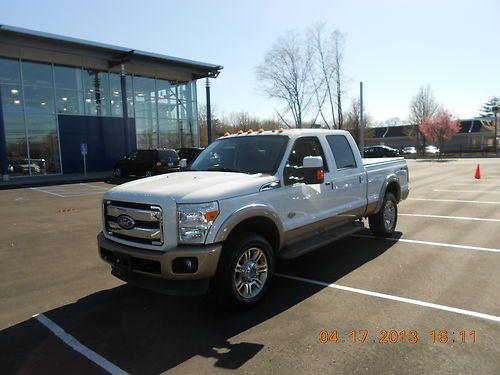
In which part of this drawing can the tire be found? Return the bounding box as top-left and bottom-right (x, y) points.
(114, 167), (124, 177)
(145, 170), (153, 177)
(213, 232), (274, 308)
(368, 192), (398, 237)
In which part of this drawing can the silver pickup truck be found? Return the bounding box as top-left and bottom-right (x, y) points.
(98, 129), (409, 307)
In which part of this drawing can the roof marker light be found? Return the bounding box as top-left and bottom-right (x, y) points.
(237, 130), (243, 135)
(258, 128), (264, 133)
(223, 132), (230, 136)
(278, 128), (284, 133)
(247, 129), (253, 134)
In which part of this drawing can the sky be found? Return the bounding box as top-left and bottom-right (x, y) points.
(1, 0), (499, 125)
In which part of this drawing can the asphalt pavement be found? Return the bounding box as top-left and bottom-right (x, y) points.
(0, 159), (499, 374)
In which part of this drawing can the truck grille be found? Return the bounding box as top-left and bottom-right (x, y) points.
(104, 200), (163, 246)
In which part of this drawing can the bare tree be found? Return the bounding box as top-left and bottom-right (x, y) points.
(408, 85), (440, 152)
(308, 25), (346, 129)
(256, 31), (313, 128)
(343, 98), (373, 144)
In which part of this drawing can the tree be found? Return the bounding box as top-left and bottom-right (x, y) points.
(479, 97), (500, 118)
(343, 98), (373, 144)
(419, 111), (461, 158)
(256, 31), (313, 128)
(408, 85), (440, 152)
(308, 24), (346, 129)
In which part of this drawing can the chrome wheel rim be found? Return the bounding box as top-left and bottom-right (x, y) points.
(115, 168), (121, 177)
(145, 170), (152, 177)
(233, 247), (268, 299)
(383, 200), (396, 231)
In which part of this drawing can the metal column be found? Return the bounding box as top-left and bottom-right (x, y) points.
(205, 77), (212, 145)
(120, 64), (130, 155)
(0, 83), (9, 180)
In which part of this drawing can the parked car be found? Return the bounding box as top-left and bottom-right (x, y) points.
(425, 145), (440, 154)
(98, 129), (409, 308)
(402, 146), (417, 155)
(113, 149), (180, 178)
(18, 159), (41, 174)
(363, 145), (400, 157)
(175, 147), (204, 165)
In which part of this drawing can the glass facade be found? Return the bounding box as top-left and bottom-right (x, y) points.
(0, 57), (200, 177)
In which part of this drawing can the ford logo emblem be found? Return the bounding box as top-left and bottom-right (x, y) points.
(117, 215), (135, 230)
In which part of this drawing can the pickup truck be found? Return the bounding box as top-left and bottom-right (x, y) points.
(98, 129), (409, 307)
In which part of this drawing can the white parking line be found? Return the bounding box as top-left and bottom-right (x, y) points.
(34, 313), (129, 375)
(351, 234), (500, 254)
(276, 274), (500, 322)
(434, 189), (500, 194)
(453, 183), (499, 186)
(29, 187), (65, 197)
(408, 198), (500, 205)
(399, 213), (500, 222)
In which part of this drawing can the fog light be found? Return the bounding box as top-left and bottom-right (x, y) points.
(172, 257), (198, 273)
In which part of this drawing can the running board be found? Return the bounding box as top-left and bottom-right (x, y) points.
(279, 221), (365, 259)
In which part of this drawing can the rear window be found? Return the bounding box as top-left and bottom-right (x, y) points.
(158, 150), (179, 162)
(326, 135), (357, 169)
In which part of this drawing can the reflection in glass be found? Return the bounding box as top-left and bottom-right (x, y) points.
(136, 117), (158, 149)
(5, 113), (29, 176)
(1, 84), (24, 113)
(0, 58), (21, 84)
(133, 76), (156, 119)
(24, 86), (55, 115)
(83, 70), (110, 116)
(56, 89), (83, 114)
(26, 115), (61, 174)
(109, 73), (123, 116)
(22, 61), (53, 87)
(54, 65), (83, 90)
(159, 119), (180, 148)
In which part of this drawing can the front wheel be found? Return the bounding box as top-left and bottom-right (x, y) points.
(368, 192), (398, 237)
(144, 170), (153, 177)
(214, 233), (274, 308)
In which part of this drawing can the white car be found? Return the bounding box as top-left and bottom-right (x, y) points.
(98, 129), (409, 307)
(402, 146), (417, 154)
(425, 145), (440, 154)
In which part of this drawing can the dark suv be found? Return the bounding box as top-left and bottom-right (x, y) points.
(175, 147), (204, 165)
(113, 149), (180, 178)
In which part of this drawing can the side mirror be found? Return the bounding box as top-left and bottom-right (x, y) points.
(179, 159), (188, 169)
(302, 156), (324, 184)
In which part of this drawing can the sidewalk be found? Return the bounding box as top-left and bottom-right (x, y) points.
(0, 171), (113, 190)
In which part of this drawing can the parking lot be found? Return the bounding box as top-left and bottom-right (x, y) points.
(0, 158), (499, 375)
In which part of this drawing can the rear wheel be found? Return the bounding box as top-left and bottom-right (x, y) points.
(368, 192), (398, 237)
(114, 167), (125, 177)
(214, 233), (274, 308)
(145, 170), (153, 177)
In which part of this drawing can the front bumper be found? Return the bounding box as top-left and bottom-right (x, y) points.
(97, 232), (222, 292)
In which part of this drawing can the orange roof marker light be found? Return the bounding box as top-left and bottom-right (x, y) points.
(223, 132), (230, 137)
(237, 130), (243, 135)
(277, 128), (284, 133)
(247, 129), (253, 134)
(258, 128), (264, 133)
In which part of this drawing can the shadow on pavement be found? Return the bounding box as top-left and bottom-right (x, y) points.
(0, 233), (400, 375)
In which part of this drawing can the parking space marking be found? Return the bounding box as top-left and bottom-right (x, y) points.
(28, 187), (65, 197)
(399, 213), (500, 222)
(276, 274), (500, 323)
(434, 189), (500, 194)
(453, 183), (500, 186)
(34, 313), (129, 375)
(352, 234), (500, 254)
(408, 198), (500, 205)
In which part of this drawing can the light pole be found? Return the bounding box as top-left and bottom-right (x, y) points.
(493, 106), (499, 156)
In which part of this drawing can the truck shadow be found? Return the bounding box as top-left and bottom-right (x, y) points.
(0, 233), (401, 375)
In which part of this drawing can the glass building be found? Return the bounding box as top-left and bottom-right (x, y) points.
(0, 25), (222, 178)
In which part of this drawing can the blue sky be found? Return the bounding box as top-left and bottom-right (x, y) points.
(1, 0), (499, 124)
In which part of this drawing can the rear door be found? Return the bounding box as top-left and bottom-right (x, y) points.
(325, 134), (367, 218)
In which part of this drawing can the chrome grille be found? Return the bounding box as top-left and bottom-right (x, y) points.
(104, 200), (163, 246)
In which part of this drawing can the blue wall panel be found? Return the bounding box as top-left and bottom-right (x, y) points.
(58, 115), (136, 174)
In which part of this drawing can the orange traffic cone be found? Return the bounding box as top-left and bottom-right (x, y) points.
(474, 164), (481, 179)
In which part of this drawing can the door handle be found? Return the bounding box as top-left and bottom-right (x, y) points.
(325, 181), (331, 186)
(359, 175), (362, 183)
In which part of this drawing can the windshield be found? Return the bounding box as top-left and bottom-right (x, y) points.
(190, 135), (289, 174)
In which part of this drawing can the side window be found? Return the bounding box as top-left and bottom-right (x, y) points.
(128, 151), (138, 161)
(287, 137), (328, 171)
(326, 135), (357, 169)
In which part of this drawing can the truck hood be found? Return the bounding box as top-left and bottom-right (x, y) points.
(104, 171), (278, 203)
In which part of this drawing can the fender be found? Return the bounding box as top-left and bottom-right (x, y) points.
(373, 174), (401, 214)
(212, 204), (285, 249)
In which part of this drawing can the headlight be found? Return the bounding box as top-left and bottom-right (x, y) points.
(177, 202), (220, 244)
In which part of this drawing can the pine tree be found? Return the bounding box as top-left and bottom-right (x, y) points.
(479, 97), (500, 117)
